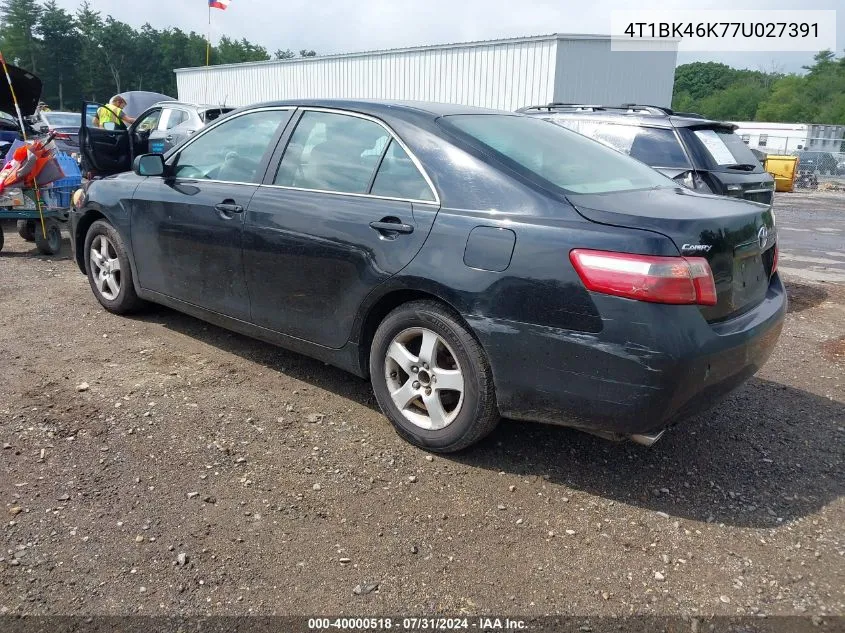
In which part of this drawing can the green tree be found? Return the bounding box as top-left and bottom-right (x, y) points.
(697, 83), (768, 121)
(754, 75), (816, 122)
(35, 0), (79, 109)
(672, 62), (737, 102)
(74, 0), (103, 100)
(274, 48), (295, 60)
(0, 0), (42, 71)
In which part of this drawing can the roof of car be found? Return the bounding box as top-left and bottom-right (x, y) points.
(519, 104), (732, 129)
(240, 99), (508, 118)
(152, 100), (235, 111)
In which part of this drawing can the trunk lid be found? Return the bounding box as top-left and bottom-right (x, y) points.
(0, 63), (42, 117)
(567, 187), (777, 322)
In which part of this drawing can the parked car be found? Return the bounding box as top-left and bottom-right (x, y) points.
(837, 157), (845, 176)
(519, 104), (775, 206)
(795, 151), (838, 176)
(31, 110), (82, 154)
(71, 100), (785, 452)
(79, 99), (234, 177)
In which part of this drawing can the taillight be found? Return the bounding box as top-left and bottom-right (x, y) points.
(772, 243), (778, 274)
(673, 171), (713, 193)
(53, 132), (72, 140)
(570, 249), (717, 306)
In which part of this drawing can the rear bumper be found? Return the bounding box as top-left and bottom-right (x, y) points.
(467, 276), (786, 435)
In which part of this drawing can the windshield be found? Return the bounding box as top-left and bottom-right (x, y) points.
(443, 114), (673, 194)
(43, 112), (81, 127)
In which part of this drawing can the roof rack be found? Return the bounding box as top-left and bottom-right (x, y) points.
(518, 103), (706, 118)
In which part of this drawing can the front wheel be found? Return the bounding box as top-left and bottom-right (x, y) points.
(84, 220), (144, 314)
(370, 300), (499, 452)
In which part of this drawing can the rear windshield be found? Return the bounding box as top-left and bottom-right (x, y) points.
(685, 127), (763, 171)
(443, 115), (673, 194)
(43, 112), (80, 127)
(556, 119), (690, 169)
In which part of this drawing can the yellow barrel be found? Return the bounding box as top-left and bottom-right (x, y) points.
(763, 155), (800, 193)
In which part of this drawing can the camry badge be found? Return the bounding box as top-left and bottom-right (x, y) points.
(758, 226), (769, 250)
(681, 244), (712, 254)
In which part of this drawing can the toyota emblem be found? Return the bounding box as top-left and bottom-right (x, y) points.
(758, 226), (768, 250)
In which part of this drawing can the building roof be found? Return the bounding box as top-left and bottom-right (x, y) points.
(175, 33), (615, 74)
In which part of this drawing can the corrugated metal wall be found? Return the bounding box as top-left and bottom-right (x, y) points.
(176, 35), (675, 111)
(553, 39), (676, 107)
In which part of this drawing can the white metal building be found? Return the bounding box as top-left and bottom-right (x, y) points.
(175, 34), (677, 111)
(732, 121), (845, 154)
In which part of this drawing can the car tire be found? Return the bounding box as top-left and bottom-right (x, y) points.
(84, 219), (144, 314)
(16, 220), (35, 242)
(33, 218), (62, 255)
(370, 300), (499, 452)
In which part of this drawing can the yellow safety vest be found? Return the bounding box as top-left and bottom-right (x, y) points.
(97, 104), (123, 127)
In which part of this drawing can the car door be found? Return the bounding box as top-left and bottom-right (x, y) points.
(79, 101), (131, 176)
(129, 107), (295, 320)
(243, 108), (440, 348)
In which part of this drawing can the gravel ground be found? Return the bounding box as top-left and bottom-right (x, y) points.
(0, 221), (842, 620)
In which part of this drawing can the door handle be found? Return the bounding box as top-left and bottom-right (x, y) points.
(370, 219), (414, 235)
(215, 201), (244, 214)
(165, 135), (174, 142)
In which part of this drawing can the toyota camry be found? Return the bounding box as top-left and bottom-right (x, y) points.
(71, 100), (785, 452)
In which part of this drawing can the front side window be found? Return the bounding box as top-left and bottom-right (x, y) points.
(173, 109), (292, 183)
(275, 111), (389, 194)
(444, 114), (672, 194)
(135, 109), (162, 133)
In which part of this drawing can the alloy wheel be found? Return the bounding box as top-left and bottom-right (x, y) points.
(89, 234), (122, 301)
(384, 327), (465, 430)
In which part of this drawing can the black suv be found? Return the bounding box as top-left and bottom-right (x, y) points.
(519, 104), (774, 205)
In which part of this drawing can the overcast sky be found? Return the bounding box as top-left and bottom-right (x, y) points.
(53, 0), (843, 72)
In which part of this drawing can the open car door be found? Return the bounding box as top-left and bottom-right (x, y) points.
(79, 101), (132, 177)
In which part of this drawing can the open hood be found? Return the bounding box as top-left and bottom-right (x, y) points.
(0, 63), (42, 118)
(116, 91), (175, 117)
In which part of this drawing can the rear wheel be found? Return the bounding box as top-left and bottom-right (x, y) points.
(84, 220), (144, 314)
(370, 300), (499, 452)
(16, 220), (35, 242)
(33, 218), (62, 255)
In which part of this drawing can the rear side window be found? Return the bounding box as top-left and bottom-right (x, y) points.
(164, 109), (189, 130)
(371, 140), (435, 201)
(445, 114), (672, 194)
(574, 121), (689, 169)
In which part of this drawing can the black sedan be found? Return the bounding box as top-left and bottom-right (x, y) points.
(70, 100), (786, 452)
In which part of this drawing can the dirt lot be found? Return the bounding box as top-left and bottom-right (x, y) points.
(0, 218), (843, 621)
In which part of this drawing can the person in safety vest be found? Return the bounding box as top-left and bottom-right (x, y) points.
(93, 95), (136, 129)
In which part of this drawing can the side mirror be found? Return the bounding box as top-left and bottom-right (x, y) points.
(38, 124), (49, 134)
(133, 154), (166, 177)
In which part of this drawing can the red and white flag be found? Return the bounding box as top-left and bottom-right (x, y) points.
(209, 0), (230, 10)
